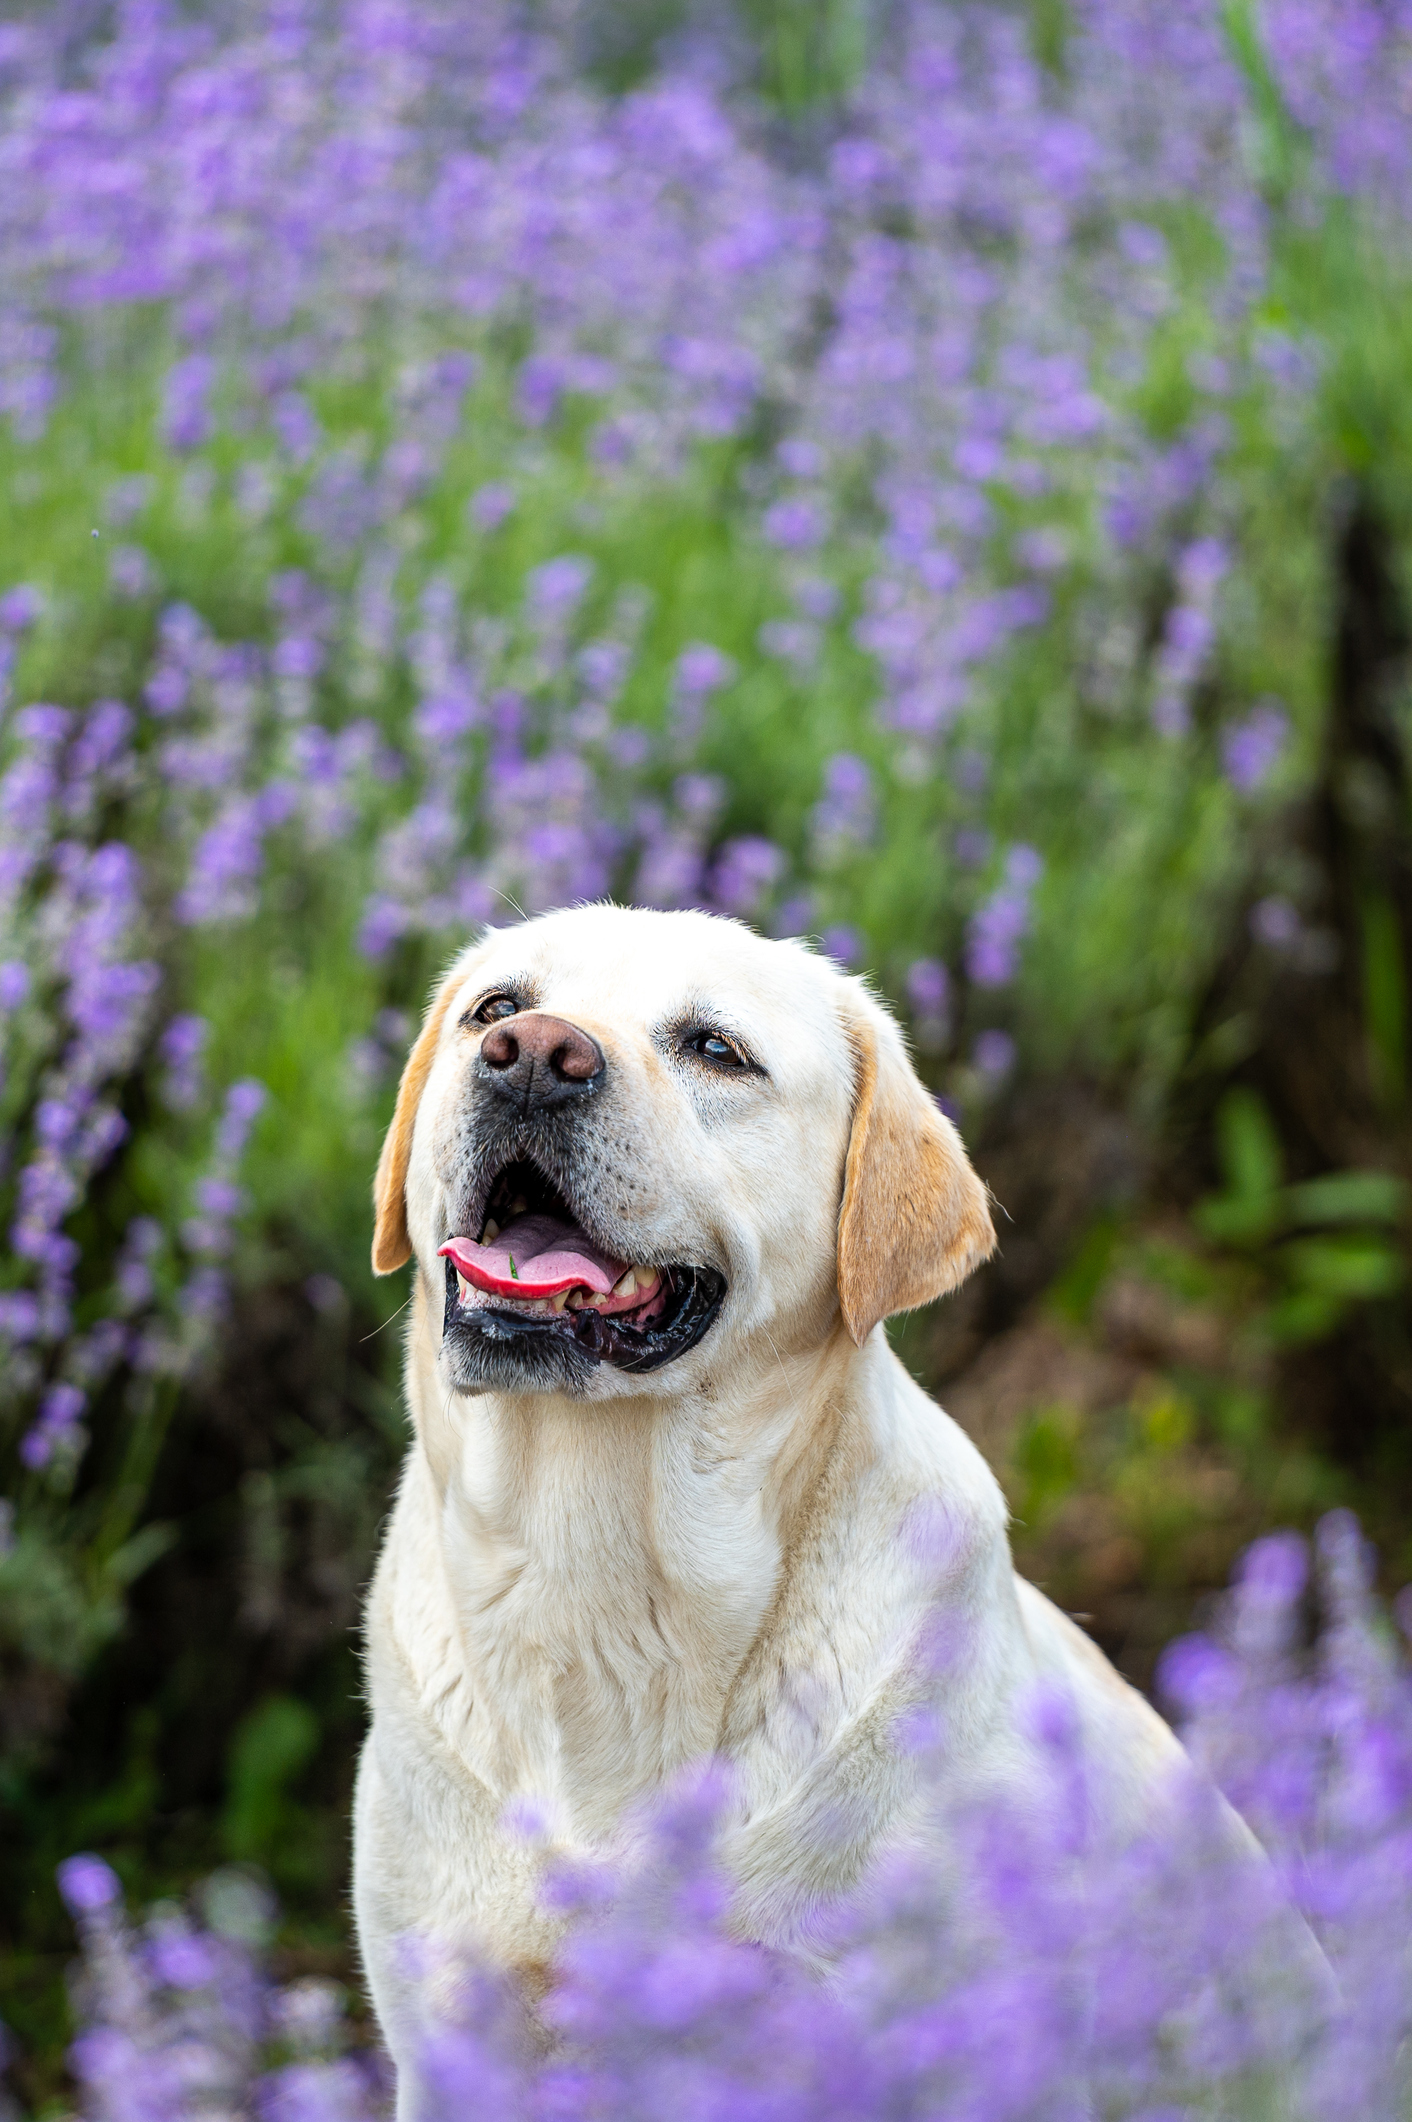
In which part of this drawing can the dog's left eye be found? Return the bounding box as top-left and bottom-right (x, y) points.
(684, 1029), (748, 1070)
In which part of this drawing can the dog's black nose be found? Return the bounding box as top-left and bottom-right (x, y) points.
(477, 1012), (605, 1111)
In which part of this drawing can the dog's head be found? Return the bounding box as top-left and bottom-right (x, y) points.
(372, 906), (994, 1400)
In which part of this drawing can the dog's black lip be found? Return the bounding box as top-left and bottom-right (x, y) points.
(441, 1254), (726, 1376)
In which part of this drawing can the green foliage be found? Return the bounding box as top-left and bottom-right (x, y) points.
(223, 1695), (321, 1875)
(1195, 1088), (1407, 1343)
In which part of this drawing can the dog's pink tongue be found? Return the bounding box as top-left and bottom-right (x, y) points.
(439, 1214), (627, 1300)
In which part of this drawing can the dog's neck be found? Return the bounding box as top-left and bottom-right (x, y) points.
(401, 1273), (867, 1841)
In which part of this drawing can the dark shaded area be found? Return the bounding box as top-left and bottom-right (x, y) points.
(1183, 491), (1412, 1482)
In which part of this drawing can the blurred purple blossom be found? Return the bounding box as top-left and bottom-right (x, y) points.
(821, 923), (864, 967)
(811, 752), (876, 861)
(161, 355), (216, 453)
(710, 836), (784, 919)
(1152, 537), (1229, 737)
(0, 583), (43, 632)
(19, 1380), (87, 1469)
(50, 1512), (1412, 2121)
(674, 643), (736, 697)
(973, 1027), (1017, 1079)
(762, 494), (829, 550)
(966, 845), (1044, 987)
(757, 618), (819, 669)
(57, 1853), (121, 1916)
(907, 956), (951, 1050)
(469, 482), (517, 531)
(108, 544), (155, 599)
(1223, 699), (1291, 792)
(526, 555), (594, 616)
(1251, 894), (1302, 949)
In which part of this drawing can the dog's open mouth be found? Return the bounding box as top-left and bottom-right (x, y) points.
(438, 1158), (725, 1375)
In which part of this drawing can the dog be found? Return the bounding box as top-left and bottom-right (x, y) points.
(353, 904), (1191, 2087)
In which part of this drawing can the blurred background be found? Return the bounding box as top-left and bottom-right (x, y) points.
(2, 0), (1411, 2101)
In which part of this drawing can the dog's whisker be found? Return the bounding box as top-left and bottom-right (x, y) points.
(360, 1292), (412, 1342)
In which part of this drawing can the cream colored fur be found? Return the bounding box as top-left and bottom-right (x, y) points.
(353, 905), (1188, 2091)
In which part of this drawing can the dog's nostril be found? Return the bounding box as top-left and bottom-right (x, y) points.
(550, 1032), (600, 1083)
(481, 1024), (521, 1071)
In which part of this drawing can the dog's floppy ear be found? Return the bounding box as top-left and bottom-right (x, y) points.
(836, 998), (995, 1345)
(371, 973), (460, 1275)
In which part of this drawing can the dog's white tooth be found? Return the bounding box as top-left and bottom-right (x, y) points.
(612, 1268), (636, 1297)
(481, 1218), (499, 1243)
(509, 1195), (528, 1217)
(456, 1272), (470, 1303)
(550, 1291), (568, 1313)
(634, 1266), (655, 1286)
(565, 1289), (585, 1310)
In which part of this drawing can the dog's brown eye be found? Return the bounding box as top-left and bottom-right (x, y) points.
(472, 994), (519, 1026)
(686, 1029), (746, 1069)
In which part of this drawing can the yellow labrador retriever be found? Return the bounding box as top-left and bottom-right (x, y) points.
(353, 904), (1186, 2076)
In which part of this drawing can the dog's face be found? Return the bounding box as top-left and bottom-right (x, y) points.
(372, 906), (994, 1403)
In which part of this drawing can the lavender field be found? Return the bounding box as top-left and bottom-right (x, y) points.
(3, 0), (1412, 2110)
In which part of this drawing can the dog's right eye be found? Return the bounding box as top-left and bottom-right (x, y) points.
(471, 993), (519, 1026)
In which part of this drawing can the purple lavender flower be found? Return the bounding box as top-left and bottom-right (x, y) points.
(108, 545), (155, 599)
(217, 1080), (267, 1163)
(1250, 894), (1302, 949)
(1152, 537), (1229, 737)
(469, 482), (517, 531)
(526, 555), (594, 616)
(906, 957), (951, 1051)
(673, 643), (736, 698)
(966, 845), (1043, 988)
(1223, 699), (1290, 792)
(811, 753), (876, 857)
(973, 1027), (1017, 1078)
(0, 583), (43, 632)
(762, 494), (829, 551)
(709, 837), (784, 919)
(19, 1380), (87, 1469)
(159, 1015), (209, 1111)
(821, 923), (864, 967)
(57, 1853), (121, 1916)
(161, 355), (216, 453)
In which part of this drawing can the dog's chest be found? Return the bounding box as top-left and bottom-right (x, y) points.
(444, 1426), (781, 1836)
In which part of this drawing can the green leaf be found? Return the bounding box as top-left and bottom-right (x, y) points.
(1265, 1288), (1345, 1346)
(1195, 1193), (1282, 1247)
(1284, 1171), (1407, 1228)
(1216, 1087), (1284, 1203)
(101, 1521), (178, 1592)
(222, 1694), (320, 1865)
(1279, 1234), (1405, 1302)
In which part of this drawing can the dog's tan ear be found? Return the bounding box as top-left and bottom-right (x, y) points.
(371, 975), (460, 1275)
(837, 1001), (995, 1345)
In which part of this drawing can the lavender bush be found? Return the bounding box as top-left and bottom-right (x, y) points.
(33, 1512), (1412, 2121)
